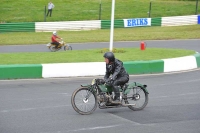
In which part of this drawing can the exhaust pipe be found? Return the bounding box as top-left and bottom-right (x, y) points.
(122, 103), (136, 106)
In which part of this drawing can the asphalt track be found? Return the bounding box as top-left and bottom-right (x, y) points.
(0, 40), (200, 133)
(0, 39), (200, 53)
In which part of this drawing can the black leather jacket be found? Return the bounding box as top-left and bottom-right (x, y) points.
(104, 59), (129, 80)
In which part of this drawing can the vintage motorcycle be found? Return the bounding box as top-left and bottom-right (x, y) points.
(71, 78), (149, 115)
(46, 39), (72, 52)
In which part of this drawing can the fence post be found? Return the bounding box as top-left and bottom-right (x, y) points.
(44, 5), (46, 22)
(148, 1), (152, 18)
(99, 0), (102, 20)
(195, 0), (199, 15)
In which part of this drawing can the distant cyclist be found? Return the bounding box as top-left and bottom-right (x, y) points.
(51, 31), (62, 49)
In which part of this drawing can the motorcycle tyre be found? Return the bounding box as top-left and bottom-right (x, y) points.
(71, 87), (97, 115)
(125, 87), (148, 111)
(49, 46), (57, 52)
(64, 44), (72, 51)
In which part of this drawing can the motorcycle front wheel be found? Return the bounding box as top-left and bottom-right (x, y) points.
(71, 87), (97, 115)
(64, 44), (72, 51)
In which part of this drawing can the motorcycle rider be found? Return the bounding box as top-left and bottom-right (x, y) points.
(103, 52), (129, 102)
(51, 31), (62, 49)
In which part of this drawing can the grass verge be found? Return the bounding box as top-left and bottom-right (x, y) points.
(0, 25), (200, 45)
(0, 0), (199, 22)
(0, 48), (195, 65)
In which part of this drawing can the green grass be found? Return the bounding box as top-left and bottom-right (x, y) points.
(0, 0), (198, 65)
(0, 25), (200, 45)
(0, 0), (199, 23)
(0, 48), (195, 65)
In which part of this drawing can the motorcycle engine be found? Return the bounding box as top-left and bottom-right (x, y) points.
(97, 93), (112, 103)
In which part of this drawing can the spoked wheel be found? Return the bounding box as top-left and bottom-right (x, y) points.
(64, 44), (72, 51)
(49, 46), (57, 52)
(125, 87), (148, 111)
(71, 87), (97, 115)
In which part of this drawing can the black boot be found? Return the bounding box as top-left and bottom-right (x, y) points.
(112, 86), (121, 103)
(112, 95), (119, 102)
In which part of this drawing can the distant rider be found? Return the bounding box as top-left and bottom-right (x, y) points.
(103, 52), (129, 102)
(51, 31), (62, 49)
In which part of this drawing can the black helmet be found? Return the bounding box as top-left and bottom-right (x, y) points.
(103, 52), (115, 62)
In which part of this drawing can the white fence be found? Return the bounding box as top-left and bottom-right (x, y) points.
(35, 20), (101, 32)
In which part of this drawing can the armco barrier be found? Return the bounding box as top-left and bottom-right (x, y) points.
(151, 17), (162, 26)
(35, 20), (101, 32)
(0, 64), (42, 79)
(101, 19), (124, 29)
(102, 18), (162, 29)
(0, 15), (198, 32)
(161, 15), (197, 27)
(0, 22), (35, 32)
(0, 53), (200, 80)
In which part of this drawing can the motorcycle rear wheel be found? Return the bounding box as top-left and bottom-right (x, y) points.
(71, 87), (97, 115)
(49, 46), (57, 52)
(124, 87), (148, 111)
